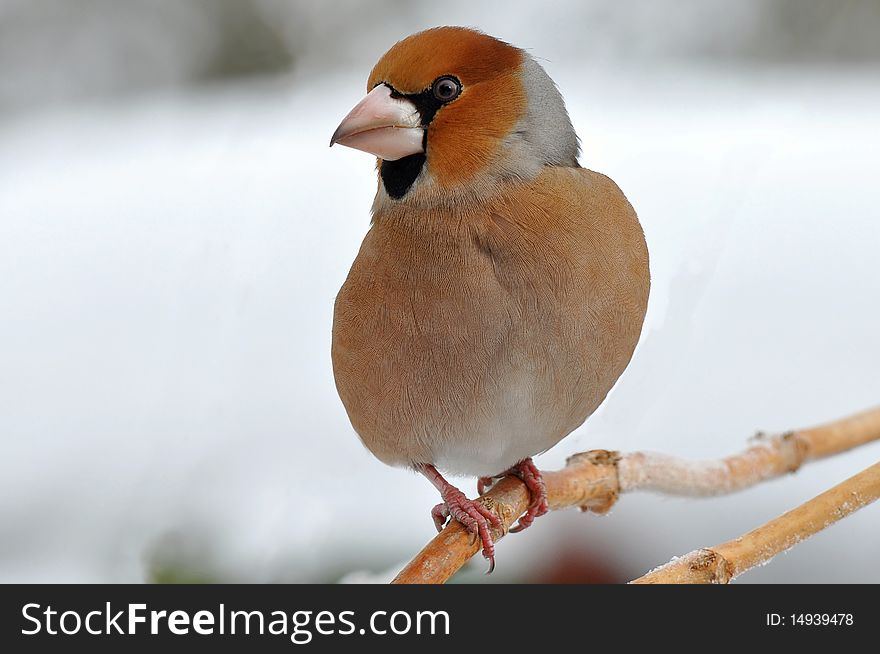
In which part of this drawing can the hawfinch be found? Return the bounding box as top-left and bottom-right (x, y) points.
(330, 27), (650, 570)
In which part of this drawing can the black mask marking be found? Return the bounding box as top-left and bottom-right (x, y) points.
(380, 152), (427, 200)
(379, 79), (461, 199)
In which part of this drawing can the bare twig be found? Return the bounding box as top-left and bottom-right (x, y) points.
(391, 406), (880, 584)
(631, 460), (880, 583)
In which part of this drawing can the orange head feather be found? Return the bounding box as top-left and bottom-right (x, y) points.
(369, 27), (524, 190)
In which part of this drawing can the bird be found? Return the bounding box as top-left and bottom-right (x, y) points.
(329, 26), (649, 571)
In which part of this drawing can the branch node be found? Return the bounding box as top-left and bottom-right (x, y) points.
(778, 430), (809, 473)
(565, 449), (620, 513)
(689, 548), (733, 584)
(633, 548), (732, 584)
(565, 448), (621, 468)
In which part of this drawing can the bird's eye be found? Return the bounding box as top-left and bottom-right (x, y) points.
(432, 76), (461, 102)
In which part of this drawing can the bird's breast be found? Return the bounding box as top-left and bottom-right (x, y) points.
(331, 168), (649, 476)
(332, 216), (518, 471)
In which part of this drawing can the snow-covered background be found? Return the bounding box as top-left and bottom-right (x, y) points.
(1, 0), (878, 583)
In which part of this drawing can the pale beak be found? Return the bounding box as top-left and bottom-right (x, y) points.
(330, 84), (425, 161)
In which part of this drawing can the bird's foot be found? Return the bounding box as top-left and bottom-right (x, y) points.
(420, 465), (503, 573)
(476, 475), (495, 496)
(477, 458), (548, 533)
(508, 458), (549, 533)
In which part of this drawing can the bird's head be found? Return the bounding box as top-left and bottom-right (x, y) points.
(330, 27), (579, 206)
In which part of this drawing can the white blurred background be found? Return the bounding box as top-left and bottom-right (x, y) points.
(1, 0), (878, 584)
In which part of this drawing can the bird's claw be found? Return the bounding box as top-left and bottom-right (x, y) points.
(476, 475), (495, 496)
(508, 458), (549, 533)
(431, 503), (449, 532)
(431, 487), (502, 570)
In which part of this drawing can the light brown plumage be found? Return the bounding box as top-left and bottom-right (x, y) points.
(333, 166), (648, 474)
(330, 27), (649, 566)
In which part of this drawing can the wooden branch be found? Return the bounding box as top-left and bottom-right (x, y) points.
(391, 406), (880, 584)
(631, 460), (880, 583)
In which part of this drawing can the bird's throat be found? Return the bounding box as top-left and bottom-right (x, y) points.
(380, 153), (426, 199)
